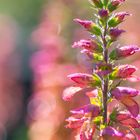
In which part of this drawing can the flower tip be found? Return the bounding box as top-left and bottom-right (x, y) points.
(73, 18), (80, 22)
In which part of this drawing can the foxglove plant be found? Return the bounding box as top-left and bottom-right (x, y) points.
(63, 0), (140, 139)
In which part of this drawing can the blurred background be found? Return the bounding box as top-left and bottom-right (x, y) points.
(0, 0), (139, 140)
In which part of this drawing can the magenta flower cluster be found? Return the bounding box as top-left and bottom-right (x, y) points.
(63, 0), (140, 139)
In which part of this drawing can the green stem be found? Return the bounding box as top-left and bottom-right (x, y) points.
(102, 24), (108, 125)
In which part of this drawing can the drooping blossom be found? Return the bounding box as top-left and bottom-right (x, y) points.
(116, 113), (140, 128)
(111, 65), (137, 79)
(66, 104), (100, 139)
(115, 12), (130, 22)
(108, 12), (130, 27)
(68, 73), (101, 87)
(74, 19), (101, 35)
(110, 45), (140, 60)
(72, 39), (102, 53)
(112, 87), (139, 117)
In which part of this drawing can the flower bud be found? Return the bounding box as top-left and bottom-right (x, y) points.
(110, 45), (140, 60)
(108, 0), (125, 12)
(72, 39), (103, 53)
(99, 9), (109, 19)
(74, 19), (102, 35)
(108, 12), (130, 27)
(91, 0), (103, 8)
(109, 28), (125, 41)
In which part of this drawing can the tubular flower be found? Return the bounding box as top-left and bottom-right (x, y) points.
(116, 113), (140, 128)
(112, 87), (139, 117)
(66, 104), (100, 139)
(110, 45), (140, 60)
(115, 12), (130, 22)
(108, 12), (130, 27)
(72, 39), (102, 53)
(109, 28), (125, 41)
(68, 73), (101, 87)
(74, 19), (102, 35)
(110, 65), (137, 79)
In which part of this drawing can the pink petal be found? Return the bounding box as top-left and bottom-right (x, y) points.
(63, 86), (82, 101)
(117, 114), (140, 128)
(67, 73), (93, 87)
(127, 76), (140, 82)
(121, 97), (139, 117)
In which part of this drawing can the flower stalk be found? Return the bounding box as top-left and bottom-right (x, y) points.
(63, 0), (140, 139)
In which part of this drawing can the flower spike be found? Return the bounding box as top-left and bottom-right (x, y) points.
(63, 0), (140, 139)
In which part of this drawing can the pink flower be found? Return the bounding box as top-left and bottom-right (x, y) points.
(111, 0), (125, 7)
(63, 86), (82, 101)
(116, 113), (140, 128)
(63, 86), (94, 101)
(110, 45), (140, 60)
(67, 73), (100, 87)
(74, 19), (94, 30)
(112, 87), (139, 117)
(109, 28), (125, 41)
(72, 39), (102, 53)
(66, 104), (100, 139)
(71, 104), (100, 117)
(74, 19), (101, 35)
(115, 12), (130, 22)
(116, 65), (137, 78)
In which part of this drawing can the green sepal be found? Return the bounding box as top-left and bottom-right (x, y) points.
(109, 68), (118, 80)
(109, 49), (117, 60)
(92, 73), (102, 86)
(91, 24), (102, 36)
(90, 97), (100, 106)
(109, 108), (118, 122)
(93, 116), (103, 126)
(108, 2), (117, 12)
(92, 53), (103, 61)
(108, 17), (119, 27)
(103, 0), (109, 7)
(91, 0), (103, 8)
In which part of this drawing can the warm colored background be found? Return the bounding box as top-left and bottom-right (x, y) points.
(0, 0), (139, 140)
